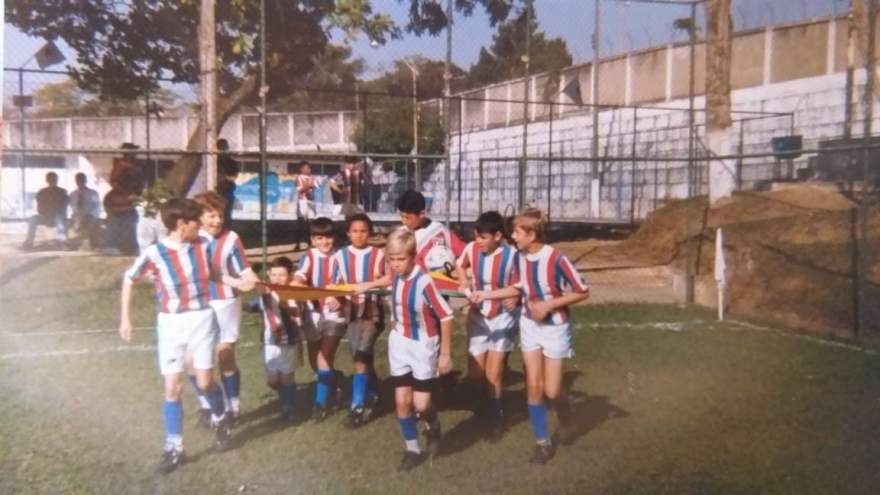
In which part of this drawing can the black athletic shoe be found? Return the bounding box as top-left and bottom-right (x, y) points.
(345, 406), (366, 429)
(158, 448), (184, 474)
(197, 409), (212, 429)
(311, 405), (329, 423)
(397, 451), (426, 472)
(529, 442), (555, 465)
(422, 417), (442, 457)
(212, 416), (231, 452)
(486, 415), (505, 443)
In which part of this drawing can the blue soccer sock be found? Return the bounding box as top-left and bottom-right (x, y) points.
(188, 374), (210, 410)
(163, 400), (183, 445)
(397, 414), (420, 453)
(315, 369), (334, 407)
(351, 372), (368, 409)
(202, 384), (227, 420)
(221, 371), (241, 413)
(279, 383), (296, 411)
(527, 401), (549, 443)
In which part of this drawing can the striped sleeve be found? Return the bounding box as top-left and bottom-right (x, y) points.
(374, 249), (386, 277)
(229, 232), (250, 273)
(456, 241), (473, 270)
(295, 252), (311, 281)
(558, 254), (589, 293)
(330, 254), (342, 284)
(423, 279), (453, 321)
(124, 250), (154, 282)
(511, 251), (523, 289)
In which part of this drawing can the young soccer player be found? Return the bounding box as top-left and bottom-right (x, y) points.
(385, 227), (454, 471)
(455, 211), (519, 440)
(193, 191), (258, 425)
(294, 216), (346, 421)
(256, 256), (302, 421)
(332, 213), (385, 428)
(118, 198), (231, 474)
(470, 208), (589, 464)
(295, 161), (317, 251)
(397, 190), (465, 273)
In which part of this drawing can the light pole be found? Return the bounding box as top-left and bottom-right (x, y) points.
(402, 58), (421, 186)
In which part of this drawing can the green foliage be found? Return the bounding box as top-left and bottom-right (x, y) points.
(31, 79), (178, 118)
(133, 180), (175, 218)
(466, 7), (573, 89)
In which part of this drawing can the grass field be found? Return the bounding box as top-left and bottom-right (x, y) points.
(2, 255), (880, 494)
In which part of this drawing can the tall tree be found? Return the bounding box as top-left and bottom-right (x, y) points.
(466, 7), (572, 89)
(7, 0), (521, 194)
(29, 79), (179, 118)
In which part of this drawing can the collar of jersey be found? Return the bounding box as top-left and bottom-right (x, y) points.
(524, 244), (550, 261)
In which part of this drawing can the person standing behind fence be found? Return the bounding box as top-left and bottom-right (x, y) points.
(69, 172), (101, 250)
(102, 143), (143, 255)
(216, 139), (239, 226)
(331, 156), (364, 215)
(295, 161), (317, 251)
(20, 171), (69, 251)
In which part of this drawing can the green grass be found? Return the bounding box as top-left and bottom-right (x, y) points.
(2, 255), (880, 494)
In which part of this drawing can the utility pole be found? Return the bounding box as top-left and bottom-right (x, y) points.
(200, 0), (218, 191)
(519, 0), (533, 210)
(590, 0), (601, 218)
(444, 0), (453, 224)
(259, 0), (268, 271)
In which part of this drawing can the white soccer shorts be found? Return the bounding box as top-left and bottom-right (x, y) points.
(519, 315), (574, 359)
(301, 306), (347, 342)
(263, 343), (300, 376)
(466, 309), (517, 356)
(346, 320), (380, 355)
(388, 330), (440, 381)
(210, 296), (242, 344)
(298, 199), (316, 220)
(157, 308), (215, 375)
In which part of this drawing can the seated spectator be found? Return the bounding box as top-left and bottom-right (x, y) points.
(69, 172), (101, 250)
(21, 172), (69, 250)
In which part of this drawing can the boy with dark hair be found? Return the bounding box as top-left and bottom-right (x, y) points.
(256, 256), (302, 421)
(294, 216), (346, 421)
(21, 172), (69, 250)
(333, 213), (385, 428)
(455, 210), (519, 440)
(396, 190), (465, 273)
(118, 198), (231, 474)
(470, 208), (590, 465)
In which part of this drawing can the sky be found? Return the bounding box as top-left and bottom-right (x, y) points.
(3, 0), (843, 103)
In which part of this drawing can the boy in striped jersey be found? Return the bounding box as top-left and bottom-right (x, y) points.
(294, 217), (346, 421)
(470, 208), (589, 465)
(192, 192), (258, 425)
(385, 227), (454, 472)
(118, 198), (231, 474)
(256, 256), (302, 421)
(455, 211), (519, 440)
(333, 214), (385, 428)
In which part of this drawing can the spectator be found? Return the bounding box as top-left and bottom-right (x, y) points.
(101, 143), (143, 255)
(21, 172), (69, 250)
(295, 161), (317, 251)
(216, 138), (240, 225)
(330, 156), (365, 214)
(69, 172), (101, 250)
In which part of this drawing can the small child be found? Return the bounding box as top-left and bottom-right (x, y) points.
(256, 256), (302, 421)
(118, 198), (231, 474)
(332, 213), (385, 428)
(294, 216), (346, 421)
(455, 211), (519, 440)
(470, 208), (589, 465)
(385, 227), (454, 472)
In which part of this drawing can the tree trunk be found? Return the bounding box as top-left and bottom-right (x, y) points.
(705, 0), (735, 203)
(164, 73), (258, 196)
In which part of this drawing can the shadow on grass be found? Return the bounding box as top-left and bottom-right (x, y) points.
(0, 255), (58, 288)
(556, 371), (629, 446)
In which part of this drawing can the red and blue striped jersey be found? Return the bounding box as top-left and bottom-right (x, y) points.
(332, 245), (386, 321)
(515, 245), (589, 325)
(201, 229), (251, 300)
(414, 219), (462, 272)
(259, 292), (300, 346)
(295, 248), (340, 312)
(457, 241), (519, 319)
(124, 238), (212, 314)
(390, 267), (453, 340)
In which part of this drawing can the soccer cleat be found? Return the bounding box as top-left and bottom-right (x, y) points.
(311, 405), (329, 423)
(529, 442), (555, 465)
(345, 406), (366, 429)
(422, 416), (442, 458)
(486, 415), (505, 443)
(158, 447), (184, 474)
(397, 450), (426, 472)
(211, 416), (231, 452)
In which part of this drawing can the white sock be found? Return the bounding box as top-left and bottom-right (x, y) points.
(405, 439), (421, 454)
(197, 395), (211, 410)
(164, 435), (183, 452)
(228, 397), (241, 415)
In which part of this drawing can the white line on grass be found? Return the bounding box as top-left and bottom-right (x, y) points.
(1, 341), (257, 360)
(724, 320), (879, 356)
(1, 326), (154, 337)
